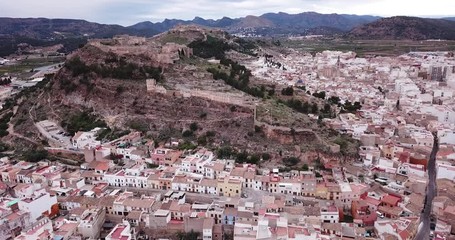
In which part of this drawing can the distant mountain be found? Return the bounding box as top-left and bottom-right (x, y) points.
(0, 12), (380, 42)
(0, 17), (158, 39)
(443, 17), (455, 21)
(259, 12), (380, 31)
(129, 16), (239, 33)
(130, 12), (380, 36)
(0, 13), (383, 56)
(349, 16), (455, 40)
(233, 15), (275, 29)
(0, 17), (159, 56)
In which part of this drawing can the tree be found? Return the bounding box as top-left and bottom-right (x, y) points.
(311, 103), (318, 114)
(176, 230), (200, 240)
(314, 157), (325, 170)
(236, 151), (249, 163)
(249, 154), (260, 164)
(23, 149), (48, 162)
(199, 112), (207, 119)
(323, 103), (331, 113)
(217, 146), (236, 159)
(312, 91), (326, 99)
(0, 143), (9, 152)
(302, 102), (309, 113)
(197, 136), (207, 145)
(205, 131), (216, 137)
(62, 110), (107, 135)
(261, 153), (271, 161)
(296, 85), (306, 91)
(281, 86), (294, 96)
(182, 130), (194, 138)
(189, 122), (198, 132)
(328, 96), (340, 105)
(302, 164), (309, 171)
(178, 141), (197, 150)
(115, 85), (125, 94)
(282, 156), (300, 167)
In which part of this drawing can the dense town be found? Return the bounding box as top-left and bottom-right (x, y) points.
(1, 45), (455, 240)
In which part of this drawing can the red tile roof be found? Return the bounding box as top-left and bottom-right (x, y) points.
(363, 196), (381, 206)
(381, 194), (401, 206)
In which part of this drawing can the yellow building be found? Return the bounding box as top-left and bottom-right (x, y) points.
(147, 174), (160, 190)
(217, 177), (242, 197)
(315, 184), (328, 199)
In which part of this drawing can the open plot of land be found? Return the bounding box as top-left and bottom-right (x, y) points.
(36, 120), (72, 149)
(256, 100), (316, 129)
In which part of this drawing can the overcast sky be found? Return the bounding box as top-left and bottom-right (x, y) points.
(1, 0), (455, 26)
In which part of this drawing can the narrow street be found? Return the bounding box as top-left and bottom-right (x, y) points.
(415, 134), (439, 240)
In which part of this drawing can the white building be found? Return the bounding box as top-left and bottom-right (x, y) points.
(277, 180), (301, 195)
(18, 191), (57, 221)
(320, 205), (339, 223)
(436, 163), (455, 181)
(15, 217), (53, 240)
(438, 129), (455, 145)
(71, 128), (102, 149)
(203, 218), (214, 240)
(181, 149), (214, 174)
(78, 208), (106, 239)
(397, 163), (426, 178)
(420, 105), (455, 124)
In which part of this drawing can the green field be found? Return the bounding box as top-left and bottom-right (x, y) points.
(282, 39), (455, 56)
(0, 56), (65, 75)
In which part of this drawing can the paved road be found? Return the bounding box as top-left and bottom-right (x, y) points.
(30, 63), (63, 78)
(415, 134), (439, 240)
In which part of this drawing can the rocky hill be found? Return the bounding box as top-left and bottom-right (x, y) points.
(349, 16), (455, 40)
(4, 27), (274, 153)
(3, 26), (360, 162)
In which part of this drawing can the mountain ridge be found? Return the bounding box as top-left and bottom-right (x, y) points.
(2, 13), (455, 57)
(349, 16), (455, 40)
(129, 12), (381, 34)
